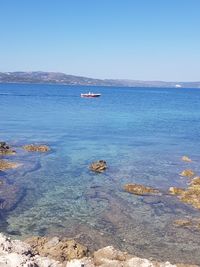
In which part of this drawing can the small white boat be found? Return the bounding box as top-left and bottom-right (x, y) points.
(81, 92), (101, 98)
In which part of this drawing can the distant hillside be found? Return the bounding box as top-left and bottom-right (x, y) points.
(0, 71), (199, 88)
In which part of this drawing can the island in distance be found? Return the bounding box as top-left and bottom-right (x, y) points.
(0, 71), (200, 88)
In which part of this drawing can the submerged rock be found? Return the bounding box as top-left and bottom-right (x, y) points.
(169, 176), (200, 210)
(190, 176), (200, 186)
(179, 169), (195, 177)
(89, 160), (107, 173)
(0, 160), (20, 171)
(173, 218), (200, 230)
(0, 142), (16, 156)
(180, 186), (200, 210)
(25, 236), (89, 262)
(181, 156), (192, 162)
(124, 183), (160, 196)
(0, 182), (25, 211)
(173, 219), (193, 228)
(23, 144), (50, 152)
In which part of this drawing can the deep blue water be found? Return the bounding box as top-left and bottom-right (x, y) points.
(1, 83), (200, 264)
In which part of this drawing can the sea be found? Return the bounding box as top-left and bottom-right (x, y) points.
(0, 83), (200, 264)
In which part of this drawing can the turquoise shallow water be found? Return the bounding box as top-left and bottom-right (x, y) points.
(1, 83), (200, 264)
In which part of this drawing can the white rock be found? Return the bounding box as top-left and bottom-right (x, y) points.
(0, 252), (36, 267)
(45, 237), (60, 248)
(0, 233), (12, 253)
(0, 233), (62, 267)
(66, 257), (95, 267)
(34, 255), (63, 267)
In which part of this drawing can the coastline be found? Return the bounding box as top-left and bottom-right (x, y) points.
(0, 71), (200, 88)
(0, 81), (197, 90)
(0, 233), (198, 267)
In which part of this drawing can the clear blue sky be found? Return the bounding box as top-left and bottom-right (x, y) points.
(0, 0), (200, 81)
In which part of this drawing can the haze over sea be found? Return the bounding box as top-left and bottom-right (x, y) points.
(1, 83), (200, 264)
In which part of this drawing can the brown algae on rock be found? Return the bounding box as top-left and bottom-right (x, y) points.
(169, 176), (200, 210)
(0, 141), (16, 155)
(124, 183), (160, 196)
(23, 144), (50, 152)
(181, 156), (192, 162)
(89, 160), (107, 173)
(25, 236), (89, 262)
(180, 186), (200, 210)
(190, 176), (200, 186)
(0, 160), (20, 171)
(179, 169), (195, 177)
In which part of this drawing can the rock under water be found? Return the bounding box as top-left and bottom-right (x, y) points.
(23, 144), (50, 152)
(124, 183), (160, 196)
(89, 160), (107, 173)
(0, 142), (16, 156)
(169, 176), (200, 210)
(173, 218), (200, 230)
(181, 156), (192, 163)
(0, 160), (20, 171)
(0, 181), (25, 212)
(179, 169), (195, 178)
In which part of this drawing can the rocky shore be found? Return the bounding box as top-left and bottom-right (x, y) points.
(0, 233), (198, 267)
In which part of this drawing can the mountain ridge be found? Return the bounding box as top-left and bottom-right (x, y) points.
(0, 71), (199, 88)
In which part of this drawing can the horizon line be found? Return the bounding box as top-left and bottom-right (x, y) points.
(0, 70), (200, 83)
